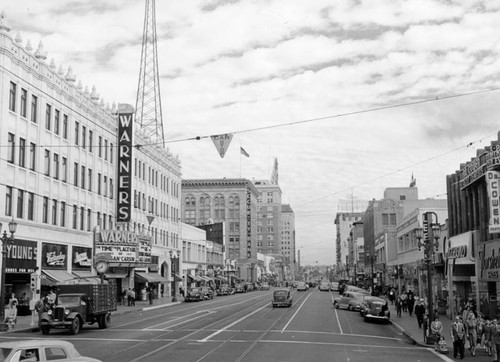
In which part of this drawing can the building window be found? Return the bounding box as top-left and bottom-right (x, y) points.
(18, 138), (26, 168)
(98, 136), (102, 157)
(54, 109), (60, 135)
(88, 169), (92, 191)
(31, 95), (38, 123)
(73, 163), (79, 187)
(53, 153), (59, 179)
(74, 121), (79, 145)
(9, 81), (16, 112)
(104, 139), (108, 161)
(72, 205), (77, 229)
(29, 142), (36, 171)
(44, 149), (50, 176)
(82, 126), (86, 149)
(17, 190), (24, 219)
(87, 209), (91, 231)
(109, 178), (114, 199)
(63, 114), (68, 139)
(20, 88), (27, 117)
(42, 197), (49, 224)
(5, 186), (12, 216)
(60, 201), (66, 227)
(81, 166), (86, 189)
(7, 133), (15, 163)
(103, 176), (107, 197)
(382, 213), (389, 226)
(80, 206), (84, 230)
(390, 213), (397, 226)
(52, 199), (57, 225)
(27, 192), (34, 221)
(62, 157), (67, 182)
(97, 173), (101, 195)
(45, 104), (52, 130)
(89, 130), (93, 153)
(110, 143), (113, 163)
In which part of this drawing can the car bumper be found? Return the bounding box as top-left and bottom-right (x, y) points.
(41, 320), (73, 328)
(365, 314), (389, 320)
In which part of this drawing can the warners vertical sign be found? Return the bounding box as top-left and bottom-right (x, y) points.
(117, 106), (134, 222)
(486, 170), (500, 234)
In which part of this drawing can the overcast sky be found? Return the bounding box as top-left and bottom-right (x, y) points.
(4, 0), (500, 265)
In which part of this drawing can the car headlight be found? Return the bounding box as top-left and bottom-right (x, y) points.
(48, 310), (53, 315)
(65, 309), (70, 315)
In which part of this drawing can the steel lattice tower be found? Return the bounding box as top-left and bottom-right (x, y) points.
(135, 0), (165, 147)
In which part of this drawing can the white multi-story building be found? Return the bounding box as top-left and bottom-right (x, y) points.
(0, 15), (181, 302)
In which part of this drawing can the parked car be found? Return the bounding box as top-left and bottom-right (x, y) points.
(234, 283), (246, 293)
(0, 339), (102, 362)
(184, 287), (215, 302)
(333, 292), (366, 311)
(362, 297), (390, 323)
(359, 296), (386, 317)
(272, 288), (293, 308)
(330, 282), (339, 292)
(343, 285), (370, 295)
(217, 285), (231, 296)
(297, 282), (309, 291)
(245, 282), (255, 292)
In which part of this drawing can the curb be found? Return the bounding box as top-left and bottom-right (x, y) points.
(389, 319), (429, 347)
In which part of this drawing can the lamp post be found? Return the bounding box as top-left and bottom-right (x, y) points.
(366, 251), (375, 295)
(415, 212), (441, 342)
(0, 219), (17, 331)
(169, 251), (178, 302)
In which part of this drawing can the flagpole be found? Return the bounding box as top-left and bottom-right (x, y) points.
(239, 146), (242, 178)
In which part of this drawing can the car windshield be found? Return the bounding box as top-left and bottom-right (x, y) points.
(58, 296), (82, 305)
(189, 288), (201, 293)
(274, 291), (287, 297)
(0, 348), (12, 361)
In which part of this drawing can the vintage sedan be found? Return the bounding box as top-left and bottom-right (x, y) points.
(217, 285), (232, 296)
(0, 340), (101, 362)
(333, 292), (366, 311)
(297, 282), (309, 291)
(272, 288), (293, 308)
(362, 297), (390, 323)
(343, 285), (370, 295)
(318, 282), (331, 291)
(184, 287), (215, 302)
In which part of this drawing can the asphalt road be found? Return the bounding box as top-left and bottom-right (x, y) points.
(3, 289), (451, 362)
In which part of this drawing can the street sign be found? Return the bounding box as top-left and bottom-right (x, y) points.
(211, 133), (233, 158)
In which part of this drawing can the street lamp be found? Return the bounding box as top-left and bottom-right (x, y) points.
(0, 219), (17, 331)
(415, 212), (441, 343)
(366, 251), (375, 295)
(169, 250), (178, 302)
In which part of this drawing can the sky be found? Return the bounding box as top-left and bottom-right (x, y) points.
(3, 0), (500, 265)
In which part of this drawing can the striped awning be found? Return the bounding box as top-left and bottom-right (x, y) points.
(188, 274), (202, 282)
(135, 272), (168, 283)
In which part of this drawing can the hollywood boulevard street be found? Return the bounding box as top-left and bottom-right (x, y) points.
(4, 289), (450, 362)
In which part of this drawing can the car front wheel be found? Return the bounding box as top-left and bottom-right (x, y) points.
(334, 302), (339, 309)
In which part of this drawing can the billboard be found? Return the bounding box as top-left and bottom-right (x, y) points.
(94, 229), (151, 267)
(5, 239), (37, 273)
(42, 243), (68, 269)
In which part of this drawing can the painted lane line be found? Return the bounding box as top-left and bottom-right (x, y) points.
(280, 329), (401, 341)
(145, 310), (216, 330)
(334, 305), (343, 334)
(198, 303), (268, 342)
(260, 339), (423, 349)
(281, 293), (312, 333)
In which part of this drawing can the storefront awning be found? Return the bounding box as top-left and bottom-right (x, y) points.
(188, 274), (202, 282)
(105, 273), (128, 279)
(199, 276), (213, 282)
(172, 273), (182, 282)
(41, 270), (76, 285)
(135, 272), (168, 283)
(72, 271), (96, 279)
(215, 276), (227, 282)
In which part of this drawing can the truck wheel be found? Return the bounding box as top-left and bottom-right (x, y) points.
(98, 313), (111, 329)
(70, 318), (81, 335)
(41, 326), (51, 335)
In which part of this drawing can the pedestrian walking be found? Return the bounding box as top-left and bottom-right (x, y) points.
(395, 296), (402, 317)
(179, 286), (185, 298)
(492, 318), (500, 362)
(451, 316), (465, 359)
(130, 288), (136, 306)
(465, 308), (478, 356)
(401, 291), (408, 312)
(484, 316), (494, 356)
(415, 298), (426, 328)
(388, 288), (395, 305)
(431, 315), (444, 348)
(121, 289), (127, 306)
(4, 299), (18, 332)
(407, 290), (415, 317)
(148, 286), (154, 305)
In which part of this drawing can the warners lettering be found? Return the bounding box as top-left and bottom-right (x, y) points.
(448, 245), (467, 259)
(117, 110), (133, 222)
(98, 230), (139, 245)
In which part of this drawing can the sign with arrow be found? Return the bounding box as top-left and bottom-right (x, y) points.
(211, 133), (233, 158)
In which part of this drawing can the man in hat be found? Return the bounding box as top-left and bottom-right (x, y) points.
(451, 315), (465, 359)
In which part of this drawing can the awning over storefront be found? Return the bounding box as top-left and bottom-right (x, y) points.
(41, 270), (76, 285)
(188, 274), (202, 282)
(135, 272), (168, 283)
(215, 276), (227, 282)
(199, 276), (213, 282)
(172, 273), (182, 282)
(105, 273), (127, 279)
(72, 271), (96, 279)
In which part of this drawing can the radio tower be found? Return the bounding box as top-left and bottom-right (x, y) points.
(135, 0), (165, 147)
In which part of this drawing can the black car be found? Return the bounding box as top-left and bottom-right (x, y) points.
(361, 297), (390, 323)
(184, 287), (215, 302)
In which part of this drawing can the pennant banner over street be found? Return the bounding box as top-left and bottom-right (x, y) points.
(211, 133), (233, 158)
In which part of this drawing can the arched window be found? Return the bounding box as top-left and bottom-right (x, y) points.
(184, 195), (196, 225)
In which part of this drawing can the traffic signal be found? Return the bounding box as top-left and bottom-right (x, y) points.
(30, 273), (38, 291)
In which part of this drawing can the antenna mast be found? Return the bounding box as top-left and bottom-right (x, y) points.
(135, 0), (165, 147)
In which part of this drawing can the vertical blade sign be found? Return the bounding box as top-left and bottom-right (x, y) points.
(117, 110), (133, 222)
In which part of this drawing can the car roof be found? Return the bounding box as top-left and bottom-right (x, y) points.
(274, 288), (290, 292)
(0, 340), (77, 349)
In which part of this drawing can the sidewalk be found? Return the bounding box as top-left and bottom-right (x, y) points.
(2, 295), (184, 334)
(388, 302), (493, 361)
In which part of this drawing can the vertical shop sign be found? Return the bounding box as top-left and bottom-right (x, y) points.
(117, 106), (134, 222)
(486, 170), (500, 234)
(246, 190), (252, 258)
